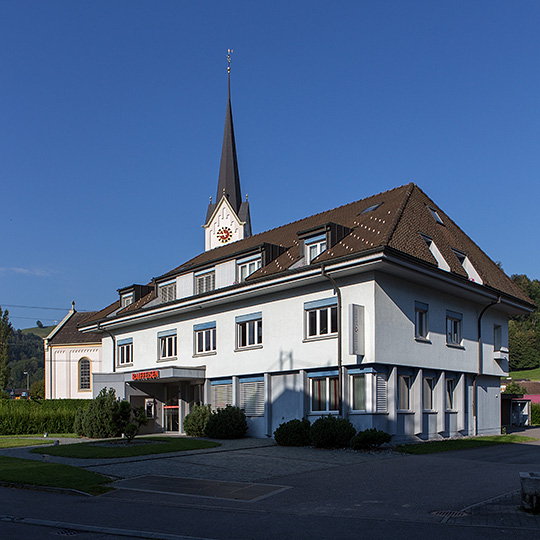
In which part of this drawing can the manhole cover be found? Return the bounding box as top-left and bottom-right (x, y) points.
(431, 510), (468, 518)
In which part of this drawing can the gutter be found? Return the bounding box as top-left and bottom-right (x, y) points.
(321, 265), (343, 417)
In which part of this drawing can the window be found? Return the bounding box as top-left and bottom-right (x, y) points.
(415, 301), (429, 339)
(305, 298), (338, 339)
(211, 381), (232, 409)
(494, 324), (502, 352)
(158, 330), (177, 360)
(452, 249), (483, 284)
(305, 233), (327, 263)
(240, 378), (265, 416)
(376, 373), (387, 412)
(446, 311), (463, 346)
(428, 206), (444, 225)
(196, 270), (215, 295)
(158, 281), (176, 303)
(398, 375), (411, 410)
(118, 339), (133, 365)
(194, 322), (216, 354)
(361, 202), (382, 214)
(421, 234), (450, 271)
(121, 293), (134, 308)
(351, 373), (366, 411)
(310, 375), (339, 412)
(237, 255), (262, 282)
(236, 312), (263, 349)
(423, 377), (435, 410)
(446, 378), (456, 410)
(79, 358), (91, 391)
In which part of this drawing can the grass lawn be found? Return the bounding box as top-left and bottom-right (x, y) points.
(396, 434), (536, 454)
(31, 436), (221, 459)
(508, 367), (540, 381)
(0, 436), (56, 449)
(0, 456), (113, 495)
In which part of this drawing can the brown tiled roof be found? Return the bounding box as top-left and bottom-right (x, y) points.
(517, 381), (540, 395)
(85, 183), (534, 322)
(48, 312), (101, 345)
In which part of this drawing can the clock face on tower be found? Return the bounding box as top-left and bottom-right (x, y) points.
(216, 226), (233, 243)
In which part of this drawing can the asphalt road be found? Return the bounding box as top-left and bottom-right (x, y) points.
(1, 428), (539, 539)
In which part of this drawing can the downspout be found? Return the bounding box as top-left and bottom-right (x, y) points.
(98, 324), (116, 374)
(473, 296), (501, 435)
(321, 265), (343, 417)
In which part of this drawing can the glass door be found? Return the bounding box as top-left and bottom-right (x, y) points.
(164, 385), (179, 432)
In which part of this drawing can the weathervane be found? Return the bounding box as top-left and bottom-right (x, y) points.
(227, 49), (233, 74)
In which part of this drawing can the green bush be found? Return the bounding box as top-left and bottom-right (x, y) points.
(531, 403), (540, 425)
(0, 398), (90, 435)
(183, 404), (212, 437)
(274, 418), (311, 446)
(310, 416), (356, 449)
(350, 428), (392, 450)
(80, 388), (120, 438)
(205, 405), (248, 439)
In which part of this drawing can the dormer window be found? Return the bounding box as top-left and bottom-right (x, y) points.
(237, 254), (262, 282)
(121, 293), (134, 308)
(305, 233), (327, 263)
(421, 234), (450, 271)
(196, 269), (215, 295)
(158, 281), (176, 304)
(452, 249), (483, 284)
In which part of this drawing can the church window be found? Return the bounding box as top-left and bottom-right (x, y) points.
(79, 358), (91, 391)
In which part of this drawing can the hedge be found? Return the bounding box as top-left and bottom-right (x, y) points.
(531, 403), (540, 426)
(0, 399), (90, 435)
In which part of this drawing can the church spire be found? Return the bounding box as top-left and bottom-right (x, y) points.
(204, 50), (251, 251)
(216, 50), (242, 214)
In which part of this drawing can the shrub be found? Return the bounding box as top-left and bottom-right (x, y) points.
(205, 405), (248, 439)
(80, 388), (120, 438)
(30, 379), (45, 399)
(309, 416), (356, 449)
(183, 404), (212, 437)
(531, 403), (540, 426)
(0, 398), (90, 435)
(274, 418), (311, 446)
(350, 428), (392, 450)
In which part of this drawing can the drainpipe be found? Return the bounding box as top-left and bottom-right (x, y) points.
(473, 296), (501, 435)
(98, 324), (116, 373)
(321, 265), (343, 417)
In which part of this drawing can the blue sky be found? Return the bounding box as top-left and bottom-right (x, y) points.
(1, 1), (539, 328)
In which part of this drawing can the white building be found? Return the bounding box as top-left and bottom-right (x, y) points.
(79, 73), (533, 441)
(45, 303), (102, 399)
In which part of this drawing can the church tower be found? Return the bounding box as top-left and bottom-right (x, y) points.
(203, 51), (251, 251)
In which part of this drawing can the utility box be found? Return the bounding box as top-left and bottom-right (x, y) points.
(520, 472), (540, 513)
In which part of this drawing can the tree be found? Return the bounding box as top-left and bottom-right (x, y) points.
(503, 381), (527, 394)
(0, 307), (13, 391)
(509, 275), (540, 371)
(36, 320), (44, 329)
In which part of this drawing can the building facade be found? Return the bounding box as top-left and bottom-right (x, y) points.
(79, 74), (533, 441)
(44, 304), (102, 399)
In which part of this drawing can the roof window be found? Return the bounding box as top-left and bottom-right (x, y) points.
(428, 207), (444, 225)
(361, 203), (382, 214)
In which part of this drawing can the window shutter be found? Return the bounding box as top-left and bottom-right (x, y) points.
(240, 381), (265, 416)
(376, 373), (387, 413)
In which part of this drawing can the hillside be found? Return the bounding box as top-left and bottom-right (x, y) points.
(20, 326), (56, 339)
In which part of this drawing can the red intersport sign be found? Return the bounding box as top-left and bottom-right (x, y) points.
(132, 370), (160, 381)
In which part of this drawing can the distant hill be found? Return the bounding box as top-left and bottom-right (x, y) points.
(20, 326), (56, 339)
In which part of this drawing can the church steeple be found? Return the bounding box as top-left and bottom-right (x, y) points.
(204, 50), (251, 251)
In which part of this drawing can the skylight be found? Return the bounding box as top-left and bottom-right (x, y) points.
(361, 203), (382, 214)
(428, 207), (444, 225)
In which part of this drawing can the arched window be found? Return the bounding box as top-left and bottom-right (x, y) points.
(79, 358), (91, 391)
